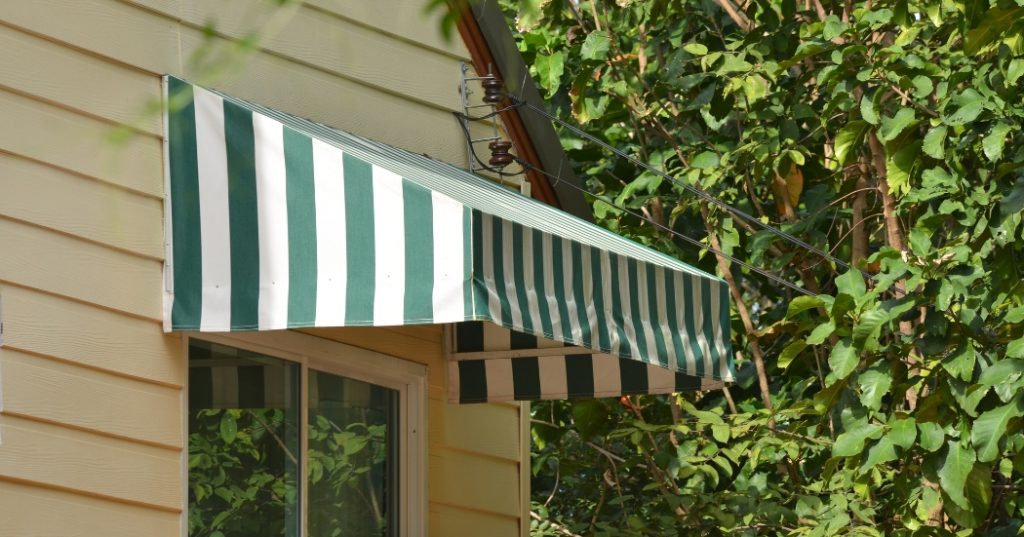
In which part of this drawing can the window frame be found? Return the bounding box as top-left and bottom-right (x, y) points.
(180, 330), (428, 537)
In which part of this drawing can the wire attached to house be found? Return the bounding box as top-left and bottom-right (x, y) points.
(505, 95), (858, 274)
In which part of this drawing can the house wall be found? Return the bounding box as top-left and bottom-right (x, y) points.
(0, 1), (527, 535)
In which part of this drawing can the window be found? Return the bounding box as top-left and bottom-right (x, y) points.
(186, 332), (425, 537)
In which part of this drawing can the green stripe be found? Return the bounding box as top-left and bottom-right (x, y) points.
(607, 253), (630, 357)
(283, 127), (317, 326)
(564, 354), (595, 398)
(403, 180), (433, 322)
(343, 154), (375, 324)
(510, 223), (533, 334)
(532, 228), (553, 338)
(167, 78), (202, 329)
(663, 272), (687, 374)
(551, 238), (574, 343)
(625, 258), (648, 361)
(590, 250), (610, 352)
(471, 210), (489, 319)
(682, 274), (704, 378)
(645, 264), (669, 367)
(223, 99), (260, 330)
(570, 242), (592, 349)
(490, 216), (513, 325)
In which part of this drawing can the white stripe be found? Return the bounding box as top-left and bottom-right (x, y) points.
(561, 240), (583, 343)
(617, 255), (639, 359)
(635, 263), (659, 365)
(484, 359), (514, 401)
(654, 266), (679, 371)
(312, 139), (347, 326)
(431, 192), (465, 323)
(647, 362), (676, 394)
(710, 280), (732, 380)
(693, 278), (715, 375)
(480, 214), (503, 322)
(580, 246), (600, 350)
(541, 233), (562, 340)
(372, 165), (405, 325)
(194, 87), (232, 331)
(538, 356), (569, 399)
(253, 114), (290, 330)
(674, 271), (698, 375)
(591, 355), (622, 397)
(501, 219), (524, 329)
(521, 229), (544, 333)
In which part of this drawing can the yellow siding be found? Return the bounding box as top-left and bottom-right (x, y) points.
(0, 1), (527, 535)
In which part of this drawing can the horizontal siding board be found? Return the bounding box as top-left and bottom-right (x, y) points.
(0, 89), (163, 197)
(430, 504), (519, 537)
(0, 286), (183, 386)
(0, 153), (164, 259)
(0, 349), (182, 447)
(428, 448), (521, 518)
(303, 0), (470, 59)
(0, 415), (182, 511)
(0, 481), (180, 537)
(128, 0), (465, 111)
(429, 398), (521, 462)
(0, 219), (163, 319)
(0, 23), (162, 135)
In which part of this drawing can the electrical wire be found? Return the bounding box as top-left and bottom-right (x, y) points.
(506, 95), (858, 274)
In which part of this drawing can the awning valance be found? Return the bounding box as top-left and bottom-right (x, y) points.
(163, 76), (734, 402)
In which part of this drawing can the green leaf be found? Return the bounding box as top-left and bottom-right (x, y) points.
(836, 269), (866, 298)
(859, 436), (897, 473)
(912, 75), (934, 98)
(572, 400), (609, 439)
(711, 423), (731, 443)
(1010, 336), (1024, 358)
(219, 412), (238, 445)
(683, 43), (708, 56)
(945, 463), (993, 529)
(787, 295), (829, 317)
(691, 151), (720, 169)
(1008, 58), (1024, 86)
(888, 418), (917, 449)
(979, 359), (1024, 385)
(852, 308), (888, 351)
(886, 141), (921, 196)
(943, 344), (977, 381)
(971, 394), (1024, 463)
(939, 441), (977, 510)
(964, 7), (1024, 55)
(860, 96), (879, 125)
(823, 15), (848, 41)
(829, 339), (859, 380)
(581, 32), (610, 61)
(834, 120), (868, 166)
(833, 418), (883, 457)
(806, 320), (836, 345)
(923, 126), (947, 159)
(534, 51), (565, 98)
(879, 108), (917, 142)
(858, 368), (892, 411)
(718, 54), (753, 73)
(918, 422), (945, 452)
(944, 92), (985, 126)
(983, 123), (1012, 162)
(778, 340), (808, 370)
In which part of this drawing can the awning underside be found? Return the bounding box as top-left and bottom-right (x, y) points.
(163, 76), (734, 402)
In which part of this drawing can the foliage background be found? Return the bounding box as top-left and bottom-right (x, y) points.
(494, 0), (1024, 535)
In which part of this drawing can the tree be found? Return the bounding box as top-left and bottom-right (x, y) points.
(501, 0), (1024, 535)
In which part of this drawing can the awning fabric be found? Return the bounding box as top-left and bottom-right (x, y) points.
(163, 76), (734, 402)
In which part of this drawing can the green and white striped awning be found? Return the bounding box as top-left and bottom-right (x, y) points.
(163, 76), (734, 402)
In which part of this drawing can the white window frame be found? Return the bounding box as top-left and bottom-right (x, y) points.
(180, 330), (428, 537)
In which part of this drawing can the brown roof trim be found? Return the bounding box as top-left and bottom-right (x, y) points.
(451, 3), (563, 209)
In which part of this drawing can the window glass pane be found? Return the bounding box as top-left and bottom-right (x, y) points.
(188, 340), (301, 537)
(308, 370), (399, 537)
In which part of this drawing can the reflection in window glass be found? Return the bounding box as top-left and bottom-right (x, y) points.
(188, 340), (301, 537)
(308, 370), (399, 537)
